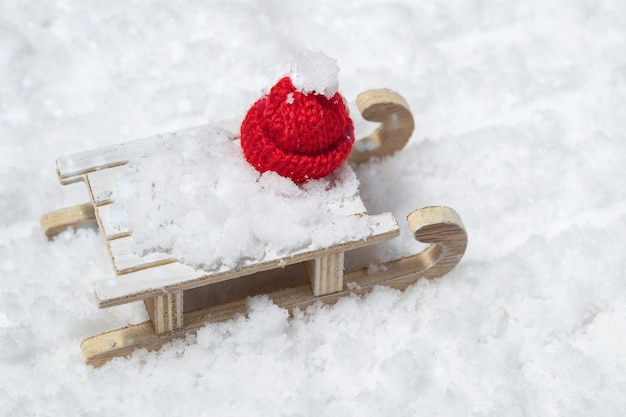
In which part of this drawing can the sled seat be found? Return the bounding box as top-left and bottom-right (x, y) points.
(54, 126), (400, 334)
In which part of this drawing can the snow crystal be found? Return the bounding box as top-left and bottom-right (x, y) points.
(290, 49), (340, 98)
(108, 126), (371, 271)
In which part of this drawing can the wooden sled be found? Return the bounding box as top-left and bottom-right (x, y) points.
(41, 89), (467, 367)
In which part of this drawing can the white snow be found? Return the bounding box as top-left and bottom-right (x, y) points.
(108, 125), (371, 272)
(290, 49), (340, 98)
(2, 1), (626, 416)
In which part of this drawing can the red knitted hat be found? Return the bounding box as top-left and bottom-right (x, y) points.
(240, 74), (354, 183)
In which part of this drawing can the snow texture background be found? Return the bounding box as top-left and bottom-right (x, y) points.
(1, 1), (626, 415)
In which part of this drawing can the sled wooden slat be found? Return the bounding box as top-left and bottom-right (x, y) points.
(94, 262), (201, 308)
(327, 198), (367, 216)
(106, 236), (177, 275)
(85, 165), (128, 206)
(57, 134), (150, 185)
(93, 212), (400, 308)
(95, 204), (129, 239)
(56, 125), (208, 185)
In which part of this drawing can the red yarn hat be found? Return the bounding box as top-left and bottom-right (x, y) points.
(240, 75), (354, 183)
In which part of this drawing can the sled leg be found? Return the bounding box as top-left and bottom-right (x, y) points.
(348, 88), (415, 163)
(40, 203), (97, 239)
(144, 291), (184, 334)
(305, 252), (344, 296)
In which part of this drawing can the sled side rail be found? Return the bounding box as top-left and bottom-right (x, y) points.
(81, 205), (467, 368)
(93, 212), (400, 308)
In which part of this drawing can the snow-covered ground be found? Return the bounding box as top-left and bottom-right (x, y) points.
(2, 1), (626, 415)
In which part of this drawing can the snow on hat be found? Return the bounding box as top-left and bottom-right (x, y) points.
(239, 50), (354, 183)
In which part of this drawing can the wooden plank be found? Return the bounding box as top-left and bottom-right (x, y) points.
(96, 262), (203, 308)
(93, 212), (400, 308)
(56, 124), (212, 184)
(106, 236), (177, 275)
(95, 203), (129, 239)
(306, 252), (344, 296)
(85, 165), (128, 206)
(327, 197), (367, 216)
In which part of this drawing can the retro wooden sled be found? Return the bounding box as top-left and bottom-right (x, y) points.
(41, 89), (467, 367)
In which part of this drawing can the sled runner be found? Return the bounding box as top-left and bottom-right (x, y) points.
(41, 88), (467, 367)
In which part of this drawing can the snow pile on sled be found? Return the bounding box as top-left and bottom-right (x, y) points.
(290, 49), (340, 98)
(108, 126), (372, 271)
